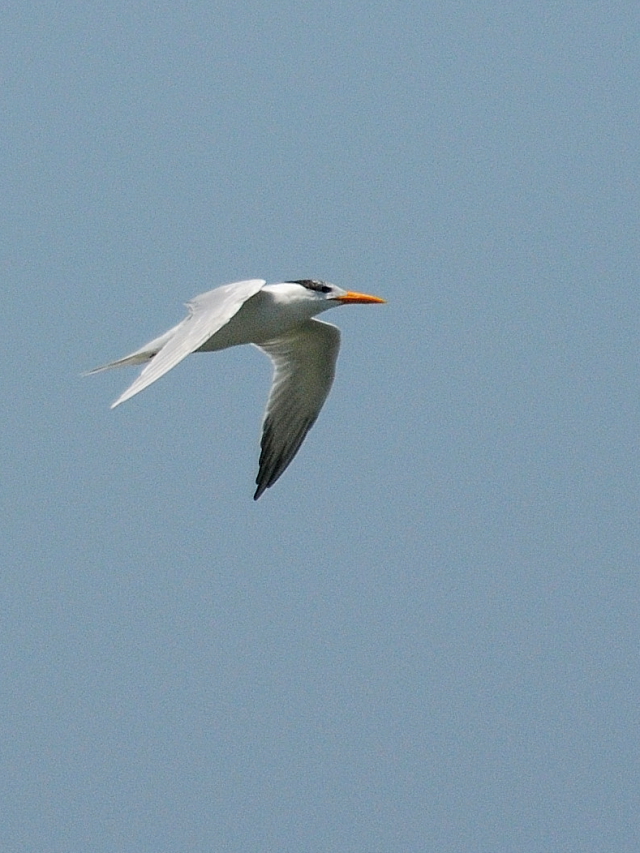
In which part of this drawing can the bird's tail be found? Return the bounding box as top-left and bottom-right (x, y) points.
(83, 323), (182, 376)
(84, 352), (155, 375)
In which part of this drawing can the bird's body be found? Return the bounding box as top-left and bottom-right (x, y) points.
(88, 278), (385, 499)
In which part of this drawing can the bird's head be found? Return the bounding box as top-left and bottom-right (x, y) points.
(285, 279), (386, 310)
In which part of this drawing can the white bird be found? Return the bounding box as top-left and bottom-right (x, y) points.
(88, 278), (385, 499)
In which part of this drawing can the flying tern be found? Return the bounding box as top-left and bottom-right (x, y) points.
(88, 278), (386, 499)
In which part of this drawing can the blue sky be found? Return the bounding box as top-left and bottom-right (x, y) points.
(2, 2), (639, 851)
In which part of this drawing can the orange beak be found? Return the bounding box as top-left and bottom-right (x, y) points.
(335, 291), (386, 304)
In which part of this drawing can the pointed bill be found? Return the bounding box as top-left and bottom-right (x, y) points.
(335, 291), (386, 304)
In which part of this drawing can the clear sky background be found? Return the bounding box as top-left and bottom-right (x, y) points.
(2, 2), (638, 851)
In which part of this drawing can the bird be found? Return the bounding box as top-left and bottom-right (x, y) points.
(87, 278), (386, 499)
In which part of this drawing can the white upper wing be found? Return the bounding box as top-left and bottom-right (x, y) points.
(254, 319), (341, 500)
(111, 279), (266, 408)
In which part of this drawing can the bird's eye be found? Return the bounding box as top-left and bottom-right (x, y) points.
(287, 279), (332, 294)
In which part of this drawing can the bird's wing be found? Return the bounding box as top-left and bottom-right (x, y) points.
(254, 318), (341, 499)
(110, 279), (266, 408)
